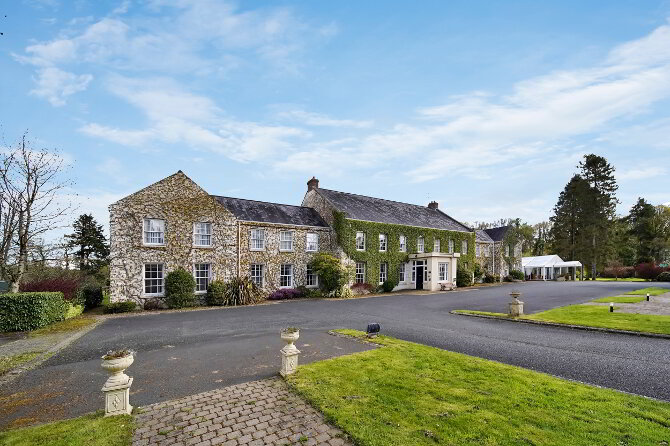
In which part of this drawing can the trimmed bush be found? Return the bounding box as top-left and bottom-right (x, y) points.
(380, 280), (396, 293)
(143, 298), (163, 311)
(600, 266), (635, 279)
(484, 273), (499, 283)
(635, 263), (665, 280)
(657, 271), (670, 282)
(165, 269), (196, 309)
(268, 288), (304, 301)
(309, 253), (350, 295)
(20, 277), (81, 302)
(0, 292), (68, 332)
(473, 263), (484, 282)
(80, 286), (104, 310)
(206, 280), (227, 306)
(65, 302), (84, 319)
(104, 301), (137, 314)
(456, 266), (473, 287)
(508, 270), (524, 281)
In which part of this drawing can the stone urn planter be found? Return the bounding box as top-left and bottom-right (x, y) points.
(280, 328), (300, 377)
(101, 350), (134, 416)
(508, 291), (524, 317)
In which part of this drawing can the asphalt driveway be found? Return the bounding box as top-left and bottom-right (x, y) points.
(1, 280), (669, 428)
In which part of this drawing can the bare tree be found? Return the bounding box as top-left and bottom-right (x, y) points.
(0, 132), (74, 291)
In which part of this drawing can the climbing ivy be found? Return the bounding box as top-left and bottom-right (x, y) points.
(333, 211), (476, 286)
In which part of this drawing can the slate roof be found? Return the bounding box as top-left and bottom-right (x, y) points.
(483, 226), (511, 242)
(475, 229), (494, 243)
(315, 188), (472, 232)
(213, 196), (328, 227)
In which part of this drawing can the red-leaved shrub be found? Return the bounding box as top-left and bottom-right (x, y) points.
(20, 277), (81, 302)
(350, 282), (376, 295)
(635, 263), (667, 280)
(600, 266), (635, 279)
(267, 288), (304, 300)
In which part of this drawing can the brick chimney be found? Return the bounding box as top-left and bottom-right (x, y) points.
(428, 201), (439, 209)
(307, 176), (319, 191)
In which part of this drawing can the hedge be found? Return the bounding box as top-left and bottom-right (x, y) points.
(165, 269), (196, 309)
(0, 292), (68, 332)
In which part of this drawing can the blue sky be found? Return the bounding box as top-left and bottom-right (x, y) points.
(1, 0), (669, 237)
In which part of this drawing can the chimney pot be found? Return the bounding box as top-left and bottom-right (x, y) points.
(428, 201), (439, 209)
(307, 176), (319, 191)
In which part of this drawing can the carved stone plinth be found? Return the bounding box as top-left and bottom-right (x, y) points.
(280, 330), (300, 377)
(102, 377), (133, 416)
(508, 299), (524, 317)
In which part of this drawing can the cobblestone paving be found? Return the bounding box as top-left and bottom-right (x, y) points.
(133, 377), (352, 446)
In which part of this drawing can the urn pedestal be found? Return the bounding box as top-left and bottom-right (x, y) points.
(101, 355), (134, 416)
(280, 330), (300, 377)
(508, 292), (524, 317)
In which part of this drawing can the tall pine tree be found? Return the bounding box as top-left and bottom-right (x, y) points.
(65, 214), (110, 271)
(578, 154), (618, 279)
(549, 174), (590, 265)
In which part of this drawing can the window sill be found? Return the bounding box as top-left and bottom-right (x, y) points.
(143, 243), (166, 248)
(279, 249), (295, 253)
(250, 248), (266, 252)
(143, 293), (165, 298)
(193, 245), (214, 249)
(279, 286), (295, 289)
(306, 285), (318, 289)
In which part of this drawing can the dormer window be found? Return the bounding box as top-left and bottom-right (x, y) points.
(143, 219), (165, 245)
(193, 222), (212, 247)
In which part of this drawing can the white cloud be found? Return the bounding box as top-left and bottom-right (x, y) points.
(30, 67), (92, 106)
(277, 109), (373, 128)
(617, 166), (666, 181)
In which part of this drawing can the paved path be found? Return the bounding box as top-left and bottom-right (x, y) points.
(1, 281), (669, 429)
(133, 378), (351, 446)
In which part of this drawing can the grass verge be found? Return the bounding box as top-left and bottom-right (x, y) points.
(0, 411), (133, 446)
(624, 287), (669, 296)
(290, 330), (670, 445)
(28, 316), (97, 337)
(591, 295), (646, 303)
(595, 277), (649, 282)
(0, 352), (42, 375)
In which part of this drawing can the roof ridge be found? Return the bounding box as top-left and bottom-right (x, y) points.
(318, 188), (435, 209)
(212, 195), (315, 210)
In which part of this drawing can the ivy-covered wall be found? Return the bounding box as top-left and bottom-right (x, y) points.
(333, 211), (476, 286)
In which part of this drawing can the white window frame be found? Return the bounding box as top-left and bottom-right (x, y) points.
(379, 234), (387, 252)
(438, 262), (449, 281)
(411, 260), (427, 283)
(476, 244), (481, 257)
(194, 263), (211, 294)
(306, 233), (319, 252)
(306, 264), (318, 288)
(448, 239), (454, 254)
(250, 228), (265, 251)
(193, 222), (212, 247)
(398, 263), (406, 282)
(462, 240), (468, 255)
(280, 231), (295, 252)
(355, 262), (366, 283)
(356, 232), (366, 251)
(379, 262), (388, 284)
(143, 263), (165, 296)
(143, 218), (165, 246)
(250, 264), (264, 287)
(280, 264), (294, 288)
(506, 244), (511, 257)
(434, 239), (440, 253)
(417, 236), (424, 253)
(399, 235), (406, 252)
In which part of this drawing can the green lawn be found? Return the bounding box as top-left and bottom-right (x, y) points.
(591, 295), (646, 303)
(289, 330), (670, 446)
(0, 411), (133, 446)
(28, 316), (97, 337)
(624, 287), (669, 296)
(596, 277), (648, 282)
(0, 351), (42, 375)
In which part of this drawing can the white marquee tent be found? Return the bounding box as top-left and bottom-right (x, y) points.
(522, 255), (583, 281)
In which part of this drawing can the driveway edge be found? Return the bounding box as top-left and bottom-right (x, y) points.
(0, 317), (103, 388)
(450, 311), (670, 340)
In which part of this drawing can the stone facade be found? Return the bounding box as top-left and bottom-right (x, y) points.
(474, 240), (522, 278)
(239, 222), (335, 290)
(109, 172), (238, 304)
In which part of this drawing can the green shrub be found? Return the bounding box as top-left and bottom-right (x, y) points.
(165, 268), (196, 309)
(381, 280), (396, 293)
(473, 263), (484, 282)
(456, 266), (473, 287)
(143, 298), (163, 311)
(206, 280), (227, 306)
(65, 303), (84, 319)
(103, 301), (137, 314)
(209, 278), (262, 306)
(80, 286), (104, 310)
(657, 271), (670, 282)
(0, 292), (68, 332)
(309, 253), (350, 295)
(508, 270), (524, 281)
(484, 273), (499, 283)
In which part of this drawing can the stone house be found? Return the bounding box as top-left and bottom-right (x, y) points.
(109, 172), (334, 304)
(302, 178), (475, 291)
(474, 226), (523, 279)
